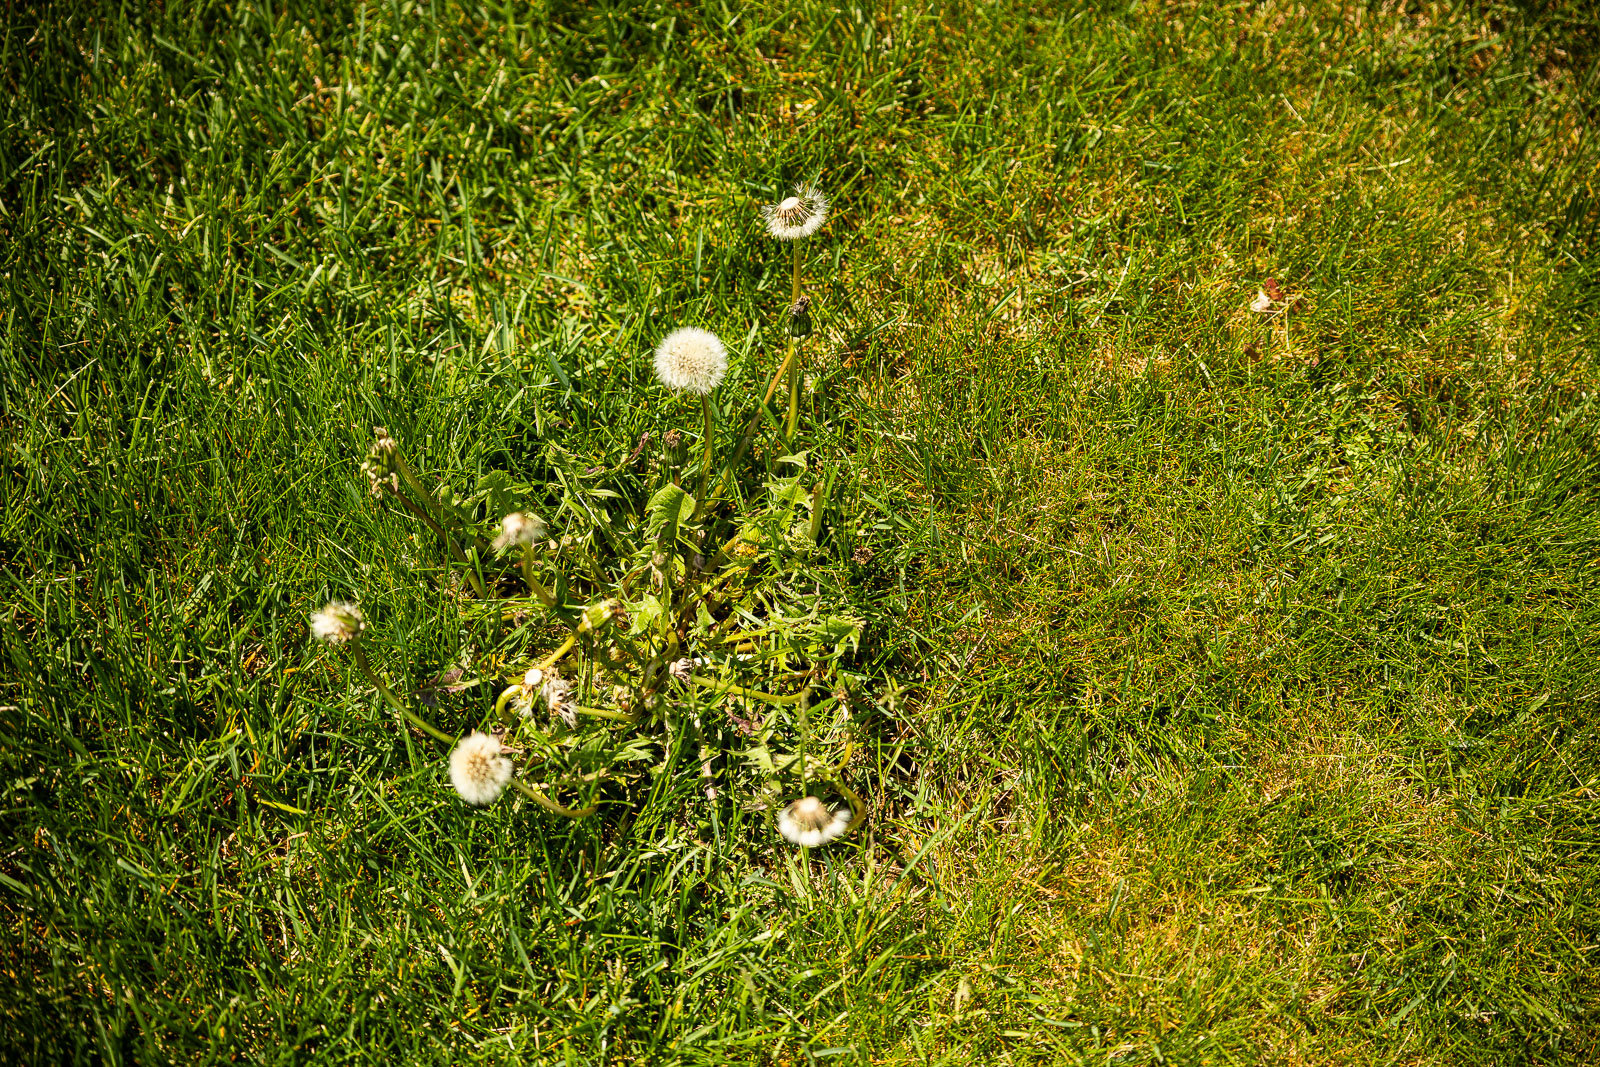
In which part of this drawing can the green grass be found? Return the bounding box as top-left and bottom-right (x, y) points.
(4, 0), (1599, 1062)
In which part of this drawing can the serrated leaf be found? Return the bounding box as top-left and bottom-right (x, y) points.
(646, 484), (691, 534)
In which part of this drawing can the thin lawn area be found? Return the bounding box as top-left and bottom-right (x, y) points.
(3, 1), (1598, 1063)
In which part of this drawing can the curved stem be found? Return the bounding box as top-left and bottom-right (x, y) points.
(538, 635), (577, 672)
(386, 485), (486, 599)
(494, 683), (522, 724)
(511, 778), (598, 818)
(350, 642), (456, 745)
(520, 554), (558, 609)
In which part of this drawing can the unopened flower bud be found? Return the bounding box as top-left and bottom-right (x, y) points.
(788, 295), (813, 338)
(578, 598), (621, 634)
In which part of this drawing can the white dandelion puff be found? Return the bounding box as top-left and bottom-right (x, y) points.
(777, 795), (854, 847)
(492, 511), (547, 553)
(761, 184), (829, 241)
(309, 601), (364, 645)
(653, 327), (728, 394)
(449, 731), (514, 806)
(541, 674), (576, 728)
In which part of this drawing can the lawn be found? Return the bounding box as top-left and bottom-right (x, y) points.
(3, 1), (1598, 1063)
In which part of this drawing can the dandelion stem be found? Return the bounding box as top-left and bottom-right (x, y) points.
(494, 683), (522, 724)
(388, 486), (487, 598)
(391, 447), (445, 532)
(710, 261), (803, 502)
(691, 394), (715, 520)
(520, 554), (558, 609)
(510, 778), (597, 818)
(798, 687), (811, 790)
(573, 705), (635, 721)
(785, 242), (803, 438)
(538, 635), (577, 672)
(350, 643), (456, 745)
(688, 675), (808, 704)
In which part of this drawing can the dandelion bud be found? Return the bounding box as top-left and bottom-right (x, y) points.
(788, 295), (813, 339)
(360, 427), (403, 497)
(578, 598), (621, 634)
(653, 328), (728, 395)
(777, 795), (854, 847)
(449, 731), (513, 806)
(761, 184), (829, 241)
(492, 511), (547, 553)
(309, 601), (365, 645)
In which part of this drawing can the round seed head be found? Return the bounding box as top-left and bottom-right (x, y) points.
(653, 327), (728, 394)
(449, 731), (514, 806)
(761, 184), (829, 241)
(777, 795), (854, 847)
(492, 511), (547, 553)
(309, 601), (365, 645)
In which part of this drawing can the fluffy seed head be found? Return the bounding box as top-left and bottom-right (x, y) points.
(449, 731), (513, 806)
(541, 673), (576, 728)
(777, 795), (854, 847)
(654, 328), (728, 394)
(492, 511), (547, 553)
(310, 601), (364, 645)
(761, 184), (829, 240)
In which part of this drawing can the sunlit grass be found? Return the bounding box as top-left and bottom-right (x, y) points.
(2, 1), (1597, 1063)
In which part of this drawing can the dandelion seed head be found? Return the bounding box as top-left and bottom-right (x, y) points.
(761, 184), (829, 241)
(541, 674), (576, 728)
(310, 601), (364, 645)
(653, 327), (728, 394)
(777, 795), (854, 847)
(493, 511), (547, 553)
(449, 731), (513, 806)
